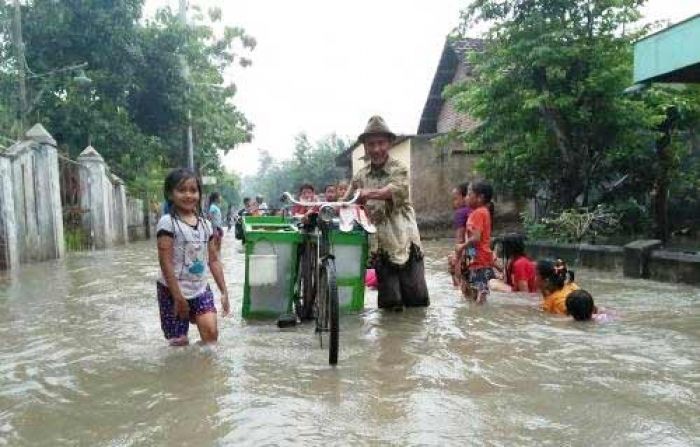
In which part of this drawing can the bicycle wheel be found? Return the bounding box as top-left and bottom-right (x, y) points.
(318, 258), (339, 365)
(295, 238), (316, 321)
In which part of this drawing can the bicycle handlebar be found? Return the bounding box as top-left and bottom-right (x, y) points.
(281, 191), (360, 208)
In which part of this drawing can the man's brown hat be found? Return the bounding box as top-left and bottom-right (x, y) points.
(358, 115), (396, 143)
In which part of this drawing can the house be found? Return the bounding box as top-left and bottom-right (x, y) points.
(337, 37), (518, 233)
(632, 13), (700, 85)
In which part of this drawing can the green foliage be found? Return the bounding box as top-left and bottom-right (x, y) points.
(448, 0), (655, 209)
(523, 205), (620, 244)
(0, 0), (253, 191)
(242, 133), (349, 208)
(606, 197), (651, 236)
(521, 211), (554, 242)
(63, 226), (91, 251)
(449, 0), (700, 240)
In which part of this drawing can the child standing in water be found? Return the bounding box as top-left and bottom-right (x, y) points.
(448, 182), (471, 287)
(456, 181), (495, 303)
(157, 169), (230, 346)
(208, 191), (224, 255)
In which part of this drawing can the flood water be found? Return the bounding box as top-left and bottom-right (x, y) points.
(1, 235), (699, 446)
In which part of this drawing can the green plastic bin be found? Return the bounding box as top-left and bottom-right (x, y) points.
(329, 229), (369, 313)
(241, 216), (301, 319)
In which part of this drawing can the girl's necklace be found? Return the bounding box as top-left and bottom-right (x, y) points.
(178, 212), (198, 227)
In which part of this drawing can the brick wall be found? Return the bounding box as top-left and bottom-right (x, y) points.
(436, 62), (480, 134)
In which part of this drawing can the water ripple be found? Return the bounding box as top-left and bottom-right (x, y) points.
(0, 237), (698, 445)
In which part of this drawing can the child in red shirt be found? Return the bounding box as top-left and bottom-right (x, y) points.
(291, 183), (318, 221)
(490, 234), (538, 293)
(455, 181), (495, 303)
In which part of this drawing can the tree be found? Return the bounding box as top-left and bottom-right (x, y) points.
(0, 0), (253, 191)
(216, 171), (242, 210)
(243, 134), (349, 207)
(622, 86), (700, 241)
(447, 0), (654, 210)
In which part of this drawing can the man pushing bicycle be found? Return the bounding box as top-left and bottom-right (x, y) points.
(343, 116), (430, 311)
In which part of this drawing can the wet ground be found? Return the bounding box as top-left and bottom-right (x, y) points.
(1, 235), (699, 446)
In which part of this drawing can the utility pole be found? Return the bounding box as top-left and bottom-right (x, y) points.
(179, 0), (194, 170)
(12, 0), (27, 131)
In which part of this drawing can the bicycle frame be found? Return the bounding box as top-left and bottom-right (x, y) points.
(283, 191), (361, 364)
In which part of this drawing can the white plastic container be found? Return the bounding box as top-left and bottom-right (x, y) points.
(248, 254), (278, 286)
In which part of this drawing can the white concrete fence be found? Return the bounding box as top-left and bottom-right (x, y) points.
(0, 124), (148, 270)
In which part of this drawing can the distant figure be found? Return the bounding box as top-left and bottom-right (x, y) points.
(324, 184), (338, 202)
(239, 197), (251, 217)
(256, 195), (268, 214)
(235, 197), (251, 242)
(208, 192), (224, 254)
(536, 259), (578, 315)
(455, 181), (495, 303)
(336, 180), (350, 200)
(291, 183), (317, 222)
(249, 200), (263, 217)
(226, 205), (234, 232)
(156, 168), (229, 346)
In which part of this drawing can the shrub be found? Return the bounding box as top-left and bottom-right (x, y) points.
(523, 205), (620, 244)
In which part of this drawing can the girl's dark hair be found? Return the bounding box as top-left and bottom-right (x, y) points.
(536, 259), (574, 291)
(566, 289), (595, 321)
(299, 183), (315, 193)
(471, 180), (494, 222)
(163, 168), (210, 242)
(495, 233), (526, 282)
(500, 233), (526, 259)
(163, 168), (202, 215)
(457, 182), (469, 197)
(471, 180), (493, 204)
(209, 191), (221, 205)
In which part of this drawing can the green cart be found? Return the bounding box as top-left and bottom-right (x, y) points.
(241, 216), (302, 319)
(329, 229), (369, 313)
(241, 216), (369, 320)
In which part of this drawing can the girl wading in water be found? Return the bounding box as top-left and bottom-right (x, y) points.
(156, 168), (230, 346)
(489, 234), (538, 293)
(536, 259), (578, 315)
(455, 181), (495, 303)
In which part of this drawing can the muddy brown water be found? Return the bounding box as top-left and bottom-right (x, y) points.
(1, 236), (699, 446)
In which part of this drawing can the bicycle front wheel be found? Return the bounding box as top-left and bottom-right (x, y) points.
(318, 258), (339, 365)
(295, 238), (316, 321)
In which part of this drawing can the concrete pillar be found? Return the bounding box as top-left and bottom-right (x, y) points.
(78, 146), (112, 249)
(623, 239), (662, 279)
(0, 155), (19, 270)
(112, 175), (128, 245)
(25, 124), (65, 261)
(9, 141), (37, 263)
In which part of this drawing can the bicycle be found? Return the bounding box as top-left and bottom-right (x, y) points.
(282, 191), (364, 365)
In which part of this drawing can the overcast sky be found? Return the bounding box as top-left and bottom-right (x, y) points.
(146, 0), (700, 176)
